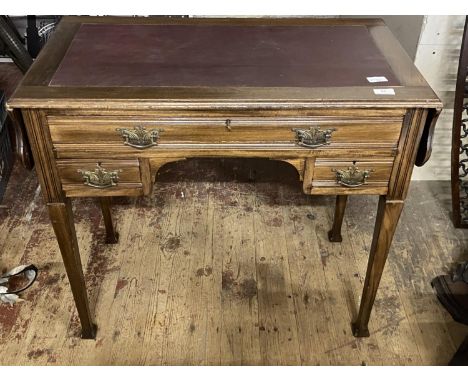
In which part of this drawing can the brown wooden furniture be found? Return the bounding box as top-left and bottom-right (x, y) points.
(0, 63), (33, 170)
(450, 334), (468, 365)
(451, 16), (468, 228)
(7, 16), (442, 340)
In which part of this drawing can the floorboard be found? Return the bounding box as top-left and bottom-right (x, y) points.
(0, 158), (467, 365)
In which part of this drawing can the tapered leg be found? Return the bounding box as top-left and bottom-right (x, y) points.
(328, 195), (348, 242)
(99, 197), (119, 244)
(352, 196), (404, 337)
(48, 200), (97, 339)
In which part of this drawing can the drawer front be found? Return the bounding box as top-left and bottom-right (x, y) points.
(308, 158), (394, 195)
(56, 159), (143, 197)
(48, 115), (403, 147)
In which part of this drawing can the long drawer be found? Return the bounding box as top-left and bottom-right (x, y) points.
(47, 115), (404, 147)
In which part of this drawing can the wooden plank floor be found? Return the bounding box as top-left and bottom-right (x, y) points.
(0, 158), (467, 365)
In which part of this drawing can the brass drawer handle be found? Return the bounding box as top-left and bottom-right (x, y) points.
(78, 163), (121, 189)
(332, 163), (373, 188)
(292, 127), (335, 148)
(116, 125), (164, 149)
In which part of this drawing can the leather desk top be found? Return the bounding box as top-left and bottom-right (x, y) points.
(8, 17), (442, 111)
(50, 24), (400, 88)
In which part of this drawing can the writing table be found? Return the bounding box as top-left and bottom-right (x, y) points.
(8, 16), (442, 339)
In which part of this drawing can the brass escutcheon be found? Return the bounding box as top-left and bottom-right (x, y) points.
(225, 119), (232, 131)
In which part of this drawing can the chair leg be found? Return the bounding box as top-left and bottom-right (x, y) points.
(328, 195), (348, 242)
(99, 197), (119, 244)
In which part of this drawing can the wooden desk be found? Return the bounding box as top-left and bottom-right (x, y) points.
(7, 16), (442, 339)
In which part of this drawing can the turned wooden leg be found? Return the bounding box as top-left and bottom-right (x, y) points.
(352, 196), (404, 337)
(328, 195), (348, 242)
(48, 200), (97, 339)
(99, 197), (119, 244)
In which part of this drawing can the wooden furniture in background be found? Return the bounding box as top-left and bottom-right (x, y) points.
(450, 335), (468, 365)
(451, 16), (468, 228)
(7, 16), (442, 339)
(0, 63), (33, 170)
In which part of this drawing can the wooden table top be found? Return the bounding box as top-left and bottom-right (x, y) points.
(8, 16), (442, 110)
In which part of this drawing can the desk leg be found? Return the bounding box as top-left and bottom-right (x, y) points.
(99, 197), (119, 244)
(352, 196), (404, 337)
(328, 195), (348, 242)
(48, 200), (97, 339)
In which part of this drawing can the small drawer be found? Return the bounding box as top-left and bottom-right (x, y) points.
(308, 158), (394, 195)
(47, 115), (403, 148)
(56, 159), (143, 197)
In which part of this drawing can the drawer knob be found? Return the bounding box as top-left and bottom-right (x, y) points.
(78, 163), (121, 189)
(332, 163), (373, 188)
(292, 127), (335, 148)
(225, 119), (232, 131)
(116, 125), (164, 149)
